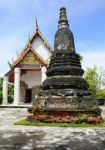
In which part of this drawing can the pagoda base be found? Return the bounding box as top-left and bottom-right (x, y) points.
(27, 105), (102, 124)
(33, 96), (99, 110)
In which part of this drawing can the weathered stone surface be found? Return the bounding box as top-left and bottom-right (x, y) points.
(28, 106), (102, 123)
(39, 7), (99, 110)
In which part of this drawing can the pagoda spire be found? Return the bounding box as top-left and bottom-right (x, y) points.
(54, 7), (75, 52)
(58, 7), (69, 29)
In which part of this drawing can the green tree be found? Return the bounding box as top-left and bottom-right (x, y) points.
(8, 83), (14, 103)
(0, 77), (14, 103)
(84, 66), (105, 95)
(0, 77), (3, 91)
(96, 90), (105, 99)
(77, 53), (83, 61)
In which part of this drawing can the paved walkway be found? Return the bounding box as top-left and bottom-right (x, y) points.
(0, 107), (105, 150)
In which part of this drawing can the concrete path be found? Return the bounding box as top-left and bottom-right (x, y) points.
(0, 107), (105, 150)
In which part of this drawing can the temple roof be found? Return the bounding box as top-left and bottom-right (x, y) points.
(5, 44), (48, 78)
(8, 26), (53, 69)
(11, 44), (48, 68)
(6, 24), (53, 79)
(30, 28), (53, 53)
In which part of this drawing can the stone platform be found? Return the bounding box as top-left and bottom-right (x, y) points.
(28, 105), (102, 123)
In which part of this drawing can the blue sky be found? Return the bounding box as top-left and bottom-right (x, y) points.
(0, 0), (105, 76)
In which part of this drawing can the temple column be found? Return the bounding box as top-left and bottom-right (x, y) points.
(2, 76), (8, 104)
(41, 66), (47, 83)
(14, 67), (20, 105)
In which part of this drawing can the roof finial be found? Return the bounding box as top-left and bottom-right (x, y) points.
(36, 18), (39, 30)
(16, 50), (20, 58)
(12, 57), (15, 63)
(58, 7), (69, 29)
(8, 61), (12, 68)
(28, 35), (32, 48)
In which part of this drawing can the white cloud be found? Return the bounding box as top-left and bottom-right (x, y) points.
(0, 33), (28, 75)
(76, 40), (105, 70)
(81, 50), (105, 70)
(0, 73), (3, 78)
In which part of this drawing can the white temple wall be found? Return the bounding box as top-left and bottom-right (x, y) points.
(20, 70), (47, 103)
(32, 36), (52, 61)
(21, 71), (41, 88)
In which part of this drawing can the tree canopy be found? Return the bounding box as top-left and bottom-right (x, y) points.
(84, 66), (105, 97)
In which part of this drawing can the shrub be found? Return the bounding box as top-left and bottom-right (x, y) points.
(8, 83), (14, 103)
(96, 90), (105, 99)
(8, 94), (14, 103)
(0, 91), (2, 104)
(0, 80), (14, 104)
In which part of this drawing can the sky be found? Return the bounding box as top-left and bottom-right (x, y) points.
(0, 0), (105, 77)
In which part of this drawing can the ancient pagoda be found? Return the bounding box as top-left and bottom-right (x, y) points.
(28, 7), (102, 123)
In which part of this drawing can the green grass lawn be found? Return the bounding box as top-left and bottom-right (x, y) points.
(15, 119), (105, 127)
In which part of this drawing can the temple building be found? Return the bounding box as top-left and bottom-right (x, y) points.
(2, 23), (53, 105)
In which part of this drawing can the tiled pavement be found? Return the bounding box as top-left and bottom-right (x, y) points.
(0, 107), (105, 150)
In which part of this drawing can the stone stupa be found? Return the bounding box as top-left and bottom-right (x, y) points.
(28, 7), (102, 123)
